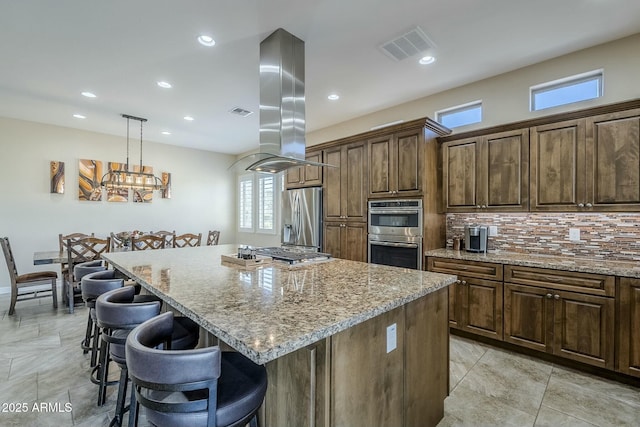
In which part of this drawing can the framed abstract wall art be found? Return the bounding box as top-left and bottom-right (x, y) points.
(50, 161), (64, 194)
(78, 159), (102, 201)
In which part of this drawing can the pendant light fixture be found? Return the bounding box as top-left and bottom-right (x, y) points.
(101, 114), (165, 191)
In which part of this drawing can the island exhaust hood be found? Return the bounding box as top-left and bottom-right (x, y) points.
(236, 28), (331, 173)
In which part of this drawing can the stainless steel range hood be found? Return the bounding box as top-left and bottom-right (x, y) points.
(236, 28), (331, 173)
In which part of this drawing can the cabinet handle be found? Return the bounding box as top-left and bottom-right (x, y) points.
(554, 294), (560, 300)
(461, 280), (467, 285)
(481, 205), (487, 209)
(577, 203), (584, 208)
(586, 203), (593, 208)
(546, 293), (552, 299)
(456, 280), (461, 284)
(476, 205), (481, 209)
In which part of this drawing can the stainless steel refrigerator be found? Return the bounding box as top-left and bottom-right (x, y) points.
(281, 187), (322, 250)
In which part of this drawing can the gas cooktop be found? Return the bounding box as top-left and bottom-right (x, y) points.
(254, 247), (332, 264)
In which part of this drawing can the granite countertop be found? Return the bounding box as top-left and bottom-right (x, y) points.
(425, 248), (640, 278)
(103, 244), (456, 365)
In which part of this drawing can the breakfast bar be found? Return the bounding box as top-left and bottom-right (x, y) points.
(102, 244), (456, 427)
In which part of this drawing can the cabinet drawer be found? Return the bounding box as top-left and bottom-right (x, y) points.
(504, 265), (614, 297)
(427, 257), (503, 281)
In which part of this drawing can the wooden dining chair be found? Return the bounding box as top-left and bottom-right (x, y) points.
(206, 230), (220, 246)
(173, 233), (202, 248)
(1, 237), (58, 315)
(131, 235), (166, 251)
(110, 232), (128, 251)
(65, 236), (111, 313)
(59, 232), (93, 304)
(151, 230), (175, 247)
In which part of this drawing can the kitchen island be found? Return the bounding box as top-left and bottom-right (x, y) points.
(103, 244), (456, 427)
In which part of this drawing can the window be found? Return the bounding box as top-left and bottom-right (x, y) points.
(436, 101), (482, 128)
(530, 70), (603, 111)
(238, 172), (279, 234)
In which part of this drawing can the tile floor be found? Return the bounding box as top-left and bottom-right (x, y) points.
(1, 293), (639, 426)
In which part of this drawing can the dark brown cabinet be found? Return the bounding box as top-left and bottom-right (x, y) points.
(618, 278), (640, 378)
(323, 221), (367, 262)
(323, 141), (367, 223)
(368, 128), (424, 198)
(504, 266), (615, 370)
(285, 150), (323, 189)
(426, 257), (503, 339)
(586, 108), (640, 211)
(442, 128), (529, 212)
(530, 119), (586, 211)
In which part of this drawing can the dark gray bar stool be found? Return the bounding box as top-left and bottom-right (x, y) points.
(96, 287), (199, 426)
(81, 269), (123, 367)
(126, 311), (267, 427)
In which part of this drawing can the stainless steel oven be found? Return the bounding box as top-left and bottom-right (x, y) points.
(368, 199), (423, 270)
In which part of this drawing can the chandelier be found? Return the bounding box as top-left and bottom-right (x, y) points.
(101, 114), (165, 191)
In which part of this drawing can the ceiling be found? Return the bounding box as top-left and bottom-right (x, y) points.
(1, 1), (640, 155)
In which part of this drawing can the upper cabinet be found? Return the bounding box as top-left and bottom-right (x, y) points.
(442, 100), (640, 213)
(530, 108), (640, 212)
(530, 119), (586, 211)
(285, 150), (323, 189)
(323, 141), (368, 222)
(586, 109), (640, 211)
(442, 129), (529, 212)
(368, 128), (424, 198)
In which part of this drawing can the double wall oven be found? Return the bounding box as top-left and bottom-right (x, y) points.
(368, 199), (423, 270)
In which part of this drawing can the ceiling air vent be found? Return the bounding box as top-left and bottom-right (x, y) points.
(229, 106), (253, 117)
(379, 26), (435, 61)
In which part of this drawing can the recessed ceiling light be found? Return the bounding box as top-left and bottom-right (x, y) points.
(328, 94), (340, 101)
(184, 116), (194, 121)
(157, 81), (172, 89)
(419, 55), (436, 65)
(161, 131), (171, 135)
(73, 114), (86, 119)
(81, 91), (96, 98)
(197, 35), (216, 47)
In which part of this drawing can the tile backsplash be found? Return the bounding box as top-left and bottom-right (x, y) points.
(447, 213), (640, 261)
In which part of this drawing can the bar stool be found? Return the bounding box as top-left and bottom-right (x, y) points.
(81, 269), (123, 367)
(126, 311), (267, 427)
(76, 261), (107, 354)
(96, 287), (200, 426)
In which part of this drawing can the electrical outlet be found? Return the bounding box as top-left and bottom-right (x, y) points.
(569, 228), (581, 241)
(489, 226), (498, 236)
(386, 323), (397, 353)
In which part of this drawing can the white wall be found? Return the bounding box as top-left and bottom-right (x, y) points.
(307, 33), (640, 145)
(0, 117), (237, 290)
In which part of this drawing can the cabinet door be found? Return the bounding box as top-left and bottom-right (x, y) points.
(342, 222), (367, 262)
(483, 129), (529, 211)
(448, 281), (462, 329)
(552, 290), (614, 369)
(504, 283), (553, 352)
(323, 147), (343, 221)
(586, 108), (640, 211)
(459, 277), (503, 340)
(442, 137), (479, 211)
(530, 119), (586, 211)
(302, 151), (323, 186)
(369, 135), (392, 197)
(323, 222), (342, 258)
(343, 142), (367, 221)
(395, 129), (422, 196)
(618, 278), (640, 378)
(285, 165), (303, 188)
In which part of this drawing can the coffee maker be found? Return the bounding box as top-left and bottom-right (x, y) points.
(464, 225), (488, 253)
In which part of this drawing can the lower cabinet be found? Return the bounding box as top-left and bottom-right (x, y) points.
(323, 221), (367, 262)
(504, 283), (615, 370)
(450, 276), (503, 340)
(618, 278), (640, 378)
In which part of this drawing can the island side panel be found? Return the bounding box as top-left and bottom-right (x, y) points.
(264, 339), (329, 427)
(405, 287), (449, 427)
(331, 306), (406, 427)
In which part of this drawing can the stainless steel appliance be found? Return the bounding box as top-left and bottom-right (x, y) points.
(281, 187), (322, 250)
(368, 199), (423, 270)
(464, 225), (488, 253)
(254, 246), (331, 264)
